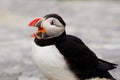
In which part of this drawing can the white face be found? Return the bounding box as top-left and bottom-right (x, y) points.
(42, 17), (65, 39)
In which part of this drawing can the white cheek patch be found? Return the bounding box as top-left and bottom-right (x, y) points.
(42, 18), (65, 39)
(53, 18), (63, 27)
(46, 25), (65, 39)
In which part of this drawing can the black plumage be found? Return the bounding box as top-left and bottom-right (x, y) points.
(33, 14), (117, 80)
(34, 32), (117, 80)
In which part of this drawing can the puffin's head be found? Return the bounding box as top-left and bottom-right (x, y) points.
(28, 14), (66, 40)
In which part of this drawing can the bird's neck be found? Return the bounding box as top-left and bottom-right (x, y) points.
(34, 32), (66, 47)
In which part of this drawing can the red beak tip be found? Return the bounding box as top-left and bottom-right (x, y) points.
(31, 33), (37, 38)
(29, 18), (42, 26)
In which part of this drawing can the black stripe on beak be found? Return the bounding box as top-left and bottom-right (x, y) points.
(36, 21), (42, 27)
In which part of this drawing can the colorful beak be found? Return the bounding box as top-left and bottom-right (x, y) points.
(29, 18), (42, 27)
(28, 18), (46, 39)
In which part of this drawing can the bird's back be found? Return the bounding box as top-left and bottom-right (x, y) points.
(55, 35), (117, 80)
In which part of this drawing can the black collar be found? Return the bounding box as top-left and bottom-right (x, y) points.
(34, 32), (66, 47)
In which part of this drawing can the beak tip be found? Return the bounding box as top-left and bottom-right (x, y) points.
(28, 23), (34, 26)
(31, 33), (37, 38)
(28, 18), (42, 27)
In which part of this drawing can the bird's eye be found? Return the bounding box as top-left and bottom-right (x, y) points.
(51, 20), (54, 25)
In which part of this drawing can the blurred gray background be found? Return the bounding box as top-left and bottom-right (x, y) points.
(0, 0), (120, 80)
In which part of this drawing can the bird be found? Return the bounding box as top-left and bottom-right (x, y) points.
(28, 14), (117, 80)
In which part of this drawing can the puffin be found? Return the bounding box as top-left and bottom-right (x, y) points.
(28, 14), (117, 80)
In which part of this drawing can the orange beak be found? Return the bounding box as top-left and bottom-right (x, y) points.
(28, 18), (46, 39)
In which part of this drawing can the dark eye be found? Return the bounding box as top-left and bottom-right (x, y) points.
(51, 20), (54, 25)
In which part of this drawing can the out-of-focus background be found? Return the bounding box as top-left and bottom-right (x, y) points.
(0, 0), (120, 80)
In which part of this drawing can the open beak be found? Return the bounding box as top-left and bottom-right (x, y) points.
(28, 18), (46, 39)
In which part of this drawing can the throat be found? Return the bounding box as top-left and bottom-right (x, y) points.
(34, 32), (66, 47)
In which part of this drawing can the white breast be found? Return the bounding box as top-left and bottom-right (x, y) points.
(31, 43), (77, 80)
(87, 78), (110, 80)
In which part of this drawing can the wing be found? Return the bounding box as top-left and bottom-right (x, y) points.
(56, 35), (99, 69)
(56, 35), (117, 79)
(98, 59), (118, 70)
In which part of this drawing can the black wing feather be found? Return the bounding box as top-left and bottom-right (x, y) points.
(98, 59), (118, 70)
(55, 35), (117, 80)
